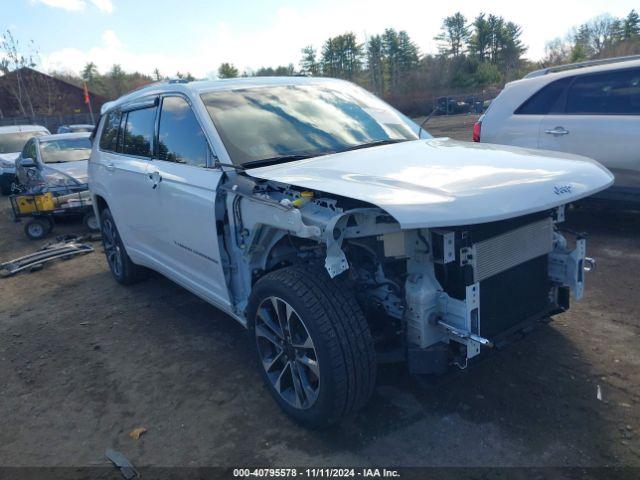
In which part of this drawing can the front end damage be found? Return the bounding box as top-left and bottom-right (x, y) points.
(217, 172), (593, 374)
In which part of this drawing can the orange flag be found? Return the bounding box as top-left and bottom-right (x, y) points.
(83, 82), (90, 105)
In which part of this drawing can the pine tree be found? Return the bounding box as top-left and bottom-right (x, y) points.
(366, 35), (385, 94)
(299, 46), (319, 76)
(435, 12), (470, 57)
(623, 9), (640, 38)
(217, 62), (238, 79)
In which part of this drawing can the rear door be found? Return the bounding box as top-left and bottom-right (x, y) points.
(93, 99), (158, 258)
(539, 68), (640, 189)
(145, 94), (229, 305)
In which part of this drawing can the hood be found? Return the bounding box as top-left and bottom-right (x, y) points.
(0, 152), (19, 167)
(247, 138), (614, 229)
(42, 160), (88, 186)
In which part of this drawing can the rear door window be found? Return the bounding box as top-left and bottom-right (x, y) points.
(565, 68), (640, 115)
(121, 107), (157, 158)
(515, 76), (573, 115)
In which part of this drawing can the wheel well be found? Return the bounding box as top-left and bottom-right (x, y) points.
(95, 195), (108, 215)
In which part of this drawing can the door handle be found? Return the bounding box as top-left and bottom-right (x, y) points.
(545, 127), (570, 136)
(104, 162), (115, 172)
(148, 171), (162, 189)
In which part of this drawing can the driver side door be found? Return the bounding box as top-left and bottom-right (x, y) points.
(144, 94), (229, 306)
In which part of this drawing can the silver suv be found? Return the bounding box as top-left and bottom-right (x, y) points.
(476, 56), (640, 206)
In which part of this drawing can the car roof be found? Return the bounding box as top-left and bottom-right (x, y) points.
(511, 58), (640, 88)
(37, 132), (92, 143)
(0, 124), (50, 134)
(101, 76), (346, 114)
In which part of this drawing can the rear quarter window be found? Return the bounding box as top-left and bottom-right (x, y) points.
(515, 76), (573, 115)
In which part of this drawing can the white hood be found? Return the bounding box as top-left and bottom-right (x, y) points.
(248, 138), (614, 228)
(42, 160), (88, 186)
(0, 152), (19, 168)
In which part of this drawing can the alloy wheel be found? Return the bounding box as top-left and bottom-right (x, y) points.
(255, 296), (320, 409)
(102, 217), (123, 277)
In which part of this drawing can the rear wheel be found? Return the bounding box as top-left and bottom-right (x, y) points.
(247, 265), (376, 428)
(100, 208), (147, 285)
(83, 212), (100, 231)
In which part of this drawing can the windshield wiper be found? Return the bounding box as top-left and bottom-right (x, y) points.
(242, 154), (313, 169)
(335, 138), (408, 154)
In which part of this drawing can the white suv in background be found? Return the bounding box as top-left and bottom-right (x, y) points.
(475, 56), (640, 206)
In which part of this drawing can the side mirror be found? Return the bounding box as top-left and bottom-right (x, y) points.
(21, 157), (36, 168)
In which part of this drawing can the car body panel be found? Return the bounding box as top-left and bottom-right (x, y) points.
(480, 59), (640, 201)
(0, 125), (50, 179)
(15, 132), (91, 189)
(538, 114), (640, 188)
(248, 137), (614, 229)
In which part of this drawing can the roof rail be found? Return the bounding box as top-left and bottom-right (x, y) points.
(524, 55), (640, 79)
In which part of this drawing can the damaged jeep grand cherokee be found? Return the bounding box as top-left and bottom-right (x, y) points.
(89, 77), (613, 428)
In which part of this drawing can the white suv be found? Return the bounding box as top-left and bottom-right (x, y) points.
(89, 77), (612, 427)
(475, 56), (640, 206)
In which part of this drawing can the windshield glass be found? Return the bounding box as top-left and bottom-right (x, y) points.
(40, 138), (92, 163)
(0, 131), (47, 154)
(201, 83), (423, 166)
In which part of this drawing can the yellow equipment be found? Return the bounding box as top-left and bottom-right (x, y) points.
(14, 192), (56, 214)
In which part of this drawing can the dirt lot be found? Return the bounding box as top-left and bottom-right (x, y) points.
(1, 115), (639, 471)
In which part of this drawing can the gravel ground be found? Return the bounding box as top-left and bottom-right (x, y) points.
(0, 116), (638, 471)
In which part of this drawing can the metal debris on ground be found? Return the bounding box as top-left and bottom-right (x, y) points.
(105, 448), (138, 480)
(0, 239), (94, 277)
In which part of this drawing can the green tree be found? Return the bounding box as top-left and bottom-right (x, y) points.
(366, 35), (385, 94)
(468, 14), (491, 62)
(320, 33), (362, 80)
(299, 46), (319, 75)
(382, 28), (400, 89)
(106, 64), (126, 97)
(435, 12), (470, 57)
(218, 62), (239, 79)
(623, 9), (640, 38)
(81, 62), (99, 84)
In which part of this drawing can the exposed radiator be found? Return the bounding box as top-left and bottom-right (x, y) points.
(463, 218), (554, 283)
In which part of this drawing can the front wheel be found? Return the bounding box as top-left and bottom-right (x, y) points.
(247, 265), (376, 428)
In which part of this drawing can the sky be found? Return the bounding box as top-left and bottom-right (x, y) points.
(3, 0), (639, 78)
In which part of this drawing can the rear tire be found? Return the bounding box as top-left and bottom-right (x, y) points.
(100, 208), (147, 285)
(83, 212), (100, 231)
(247, 265), (376, 428)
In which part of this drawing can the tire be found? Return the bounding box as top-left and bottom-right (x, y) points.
(247, 265), (376, 428)
(83, 212), (100, 231)
(100, 208), (147, 285)
(24, 218), (51, 240)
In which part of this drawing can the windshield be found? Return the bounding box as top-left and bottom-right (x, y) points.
(40, 138), (92, 163)
(0, 131), (47, 154)
(201, 83), (423, 167)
